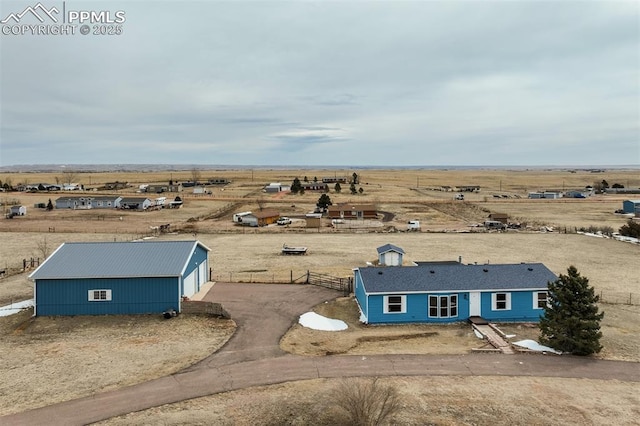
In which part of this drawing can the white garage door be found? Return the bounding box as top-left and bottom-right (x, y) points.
(183, 271), (197, 297)
(198, 261), (207, 285)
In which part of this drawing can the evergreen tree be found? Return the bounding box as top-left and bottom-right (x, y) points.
(291, 177), (302, 194)
(304, 176), (309, 182)
(539, 266), (604, 355)
(334, 182), (342, 193)
(350, 183), (357, 195)
(46, 199), (53, 211)
(317, 193), (332, 210)
(619, 219), (640, 238)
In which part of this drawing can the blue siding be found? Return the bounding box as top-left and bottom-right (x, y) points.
(480, 291), (544, 322)
(183, 244), (208, 277)
(354, 271), (368, 320)
(365, 293), (470, 324)
(35, 277), (179, 316)
(362, 290), (543, 324)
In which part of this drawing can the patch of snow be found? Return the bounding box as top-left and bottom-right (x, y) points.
(513, 339), (562, 354)
(0, 299), (33, 317)
(473, 328), (484, 339)
(505, 334), (516, 338)
(299, 312), (348, 331)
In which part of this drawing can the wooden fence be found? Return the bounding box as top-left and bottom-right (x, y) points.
(306, 271), (353, 295)
(210, 270), (353, 295)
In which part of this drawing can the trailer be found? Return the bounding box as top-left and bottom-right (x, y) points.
(282, 244), (307, 255)
(233, 211), (252, 223)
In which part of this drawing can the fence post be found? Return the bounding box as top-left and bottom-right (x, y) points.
(291, 270), (293, 283)
(630, 293), (633, 305)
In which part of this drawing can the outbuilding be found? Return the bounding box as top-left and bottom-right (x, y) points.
(29, 240), (210, 316)
(622, 200), (640, 214)
(241, 209), (280, 227)
(9, 205), (26, 216)
(376, 244), (405, 266)
(354, 262), (557, 324)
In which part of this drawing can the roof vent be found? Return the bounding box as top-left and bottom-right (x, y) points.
(483, 268), (488, 272)
(378, 271), (383, 275)
(430, 270), (435, 274)
(528, 267), (533, 271)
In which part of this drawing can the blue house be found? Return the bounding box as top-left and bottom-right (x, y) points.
(354, 262), (557, 324)
(29, 240), (210, 316)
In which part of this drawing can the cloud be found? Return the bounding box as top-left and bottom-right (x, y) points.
(0, 1), (638, 166)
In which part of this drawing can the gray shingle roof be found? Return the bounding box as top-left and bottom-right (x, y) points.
(29, 241), (208, 280)
(376, 244), (405, 255)
(358, 263), (557, 293)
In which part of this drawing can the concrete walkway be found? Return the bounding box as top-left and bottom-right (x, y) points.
(3, 283), (639, 426)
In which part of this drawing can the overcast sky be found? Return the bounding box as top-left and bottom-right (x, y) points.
(1, 1), (638, 167)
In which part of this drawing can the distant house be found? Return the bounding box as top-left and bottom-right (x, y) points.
(9, 205), (26, 216)
(354, 261), (557, 324)
(29, 240), (210, 316)
(376, 244), (405, 266)
(322, 177), (348, 184)
(488, 213), (509, 224)
(208, 178), (231, 185)
(301, 182), (328, 192)
(120, 197), (153, 210)
(146, 184), (183, 193)
(327, 203), (378, 220)
(622, 200), (640, 214)
(528, 192), (562, 199)
(92, 196), (122, 209)
(240, 209), (280, 227)
(264, 183), (287, 193)
(56, 196), (94, 209)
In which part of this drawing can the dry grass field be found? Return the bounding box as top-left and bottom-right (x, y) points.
(0, 168), (639, 423)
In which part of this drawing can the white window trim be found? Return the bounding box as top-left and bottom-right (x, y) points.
(533, 291), (548, 309)
(88, 289), (112, 301)
(383, 295), (406, 314)
(429, 294), (459, 318)
(491, 292), (511, 310)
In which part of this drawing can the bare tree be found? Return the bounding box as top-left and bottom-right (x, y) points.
(36, 237), (51, 260)
(191, 168), (202, 184)
(331, 377), (402, 426)
(61, 170), (78, 186)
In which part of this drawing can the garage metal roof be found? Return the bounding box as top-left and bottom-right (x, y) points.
(358, 263), (557, 293)
(29, 240), (209, 280)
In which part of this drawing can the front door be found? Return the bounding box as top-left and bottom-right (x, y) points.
(469, 292), (481, 316)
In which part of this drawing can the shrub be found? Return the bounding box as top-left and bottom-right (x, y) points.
(330, 378), (401, 426)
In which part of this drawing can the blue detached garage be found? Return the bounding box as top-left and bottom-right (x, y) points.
(29, 240), (210, 316)
(354, 262), (558, 324)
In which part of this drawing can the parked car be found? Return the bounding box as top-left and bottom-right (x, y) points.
(277, 217), (292, 225)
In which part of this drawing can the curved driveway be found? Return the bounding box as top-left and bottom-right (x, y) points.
(3, 283), (639, 426)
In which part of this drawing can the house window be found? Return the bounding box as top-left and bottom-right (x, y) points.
(534, 291), (548, 309)
(429, 294), (458, 318)
(492, 292), (511, 310)
(88, 289), (112, 301)
(383, 295), (406, 314)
